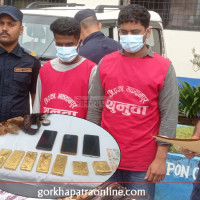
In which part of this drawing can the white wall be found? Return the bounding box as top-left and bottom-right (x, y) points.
(164, 30), (200, 79)
(67, 0), (119, 7)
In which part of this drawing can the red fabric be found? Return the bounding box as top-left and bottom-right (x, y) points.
(40, 59), (94, 119)
(100, 51), (170, 171)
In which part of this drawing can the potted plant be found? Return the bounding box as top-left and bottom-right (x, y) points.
(178, 80), (200, 125)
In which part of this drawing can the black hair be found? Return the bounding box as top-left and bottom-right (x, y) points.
(118, 4), (150, 29)
(50, 17), (80, 39)
(80, 16), (99, 29)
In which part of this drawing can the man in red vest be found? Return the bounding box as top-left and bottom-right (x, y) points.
(87, 4), (179, 200)
(33, 17), (96, 119)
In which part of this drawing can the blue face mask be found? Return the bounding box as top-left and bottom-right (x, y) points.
(56, 46), (78, 63)
(120, 32), (146, 53)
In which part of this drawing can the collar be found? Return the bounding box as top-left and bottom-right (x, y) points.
(0, 43), (23, 57)
(120, 45), (154, 58)
(83, 31), (105, 45)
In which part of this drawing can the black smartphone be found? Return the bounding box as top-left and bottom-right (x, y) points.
(82, 135), (100, 157)
(61, 134), (78, 155)
(36, 130), (57, 151)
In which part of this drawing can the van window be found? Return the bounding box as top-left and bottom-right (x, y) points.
(101, 27), (109, 37)
(19, 15), (59, 59)
(20, 23), (55, 56)
(101, 21), (116, 38)
(146, 28), (162, 55)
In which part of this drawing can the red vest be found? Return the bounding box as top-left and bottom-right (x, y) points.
(40, 59), (95, 119)
(100, 51), (170, 171)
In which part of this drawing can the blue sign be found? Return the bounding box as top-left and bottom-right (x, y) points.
(155, 153), (200, 200)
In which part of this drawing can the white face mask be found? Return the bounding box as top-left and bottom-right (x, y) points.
(120, 30), (147, 53)
(56, 46), (78, 63)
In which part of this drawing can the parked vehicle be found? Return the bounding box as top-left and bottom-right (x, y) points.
(19, 5), (166, 63)
(19, 3), (200, 86)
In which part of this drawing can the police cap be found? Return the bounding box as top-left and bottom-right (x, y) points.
(0, 5), (23, 22)
(74, 9), (96, 22)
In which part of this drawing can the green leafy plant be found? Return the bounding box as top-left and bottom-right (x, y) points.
(190, 48), (200, 71)
(179, 80), (200, 118)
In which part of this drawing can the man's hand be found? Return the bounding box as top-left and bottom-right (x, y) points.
(144, 157), (166, 182)
(181, 135), (200, 159)
(145, 145), (169, 182)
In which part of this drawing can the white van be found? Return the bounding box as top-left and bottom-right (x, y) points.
(20, 6), (166, 63)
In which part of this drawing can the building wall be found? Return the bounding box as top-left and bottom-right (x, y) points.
(164, 29), (200, 79)
(129, 0), (200, 31)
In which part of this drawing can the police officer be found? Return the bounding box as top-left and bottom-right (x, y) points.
(74, 10), (121, 64)
(0, 5), (41, 122)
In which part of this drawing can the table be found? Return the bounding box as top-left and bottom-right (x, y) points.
(0, 114), (120, 199)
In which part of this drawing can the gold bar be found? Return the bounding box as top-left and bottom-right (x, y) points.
(4, 150), (25, 170)
(36, 153), (52, 173)
(51, 155), (68, 176)
(0, 149), (12, 168)
(93, 161), (112, 175)
(20, 152), (38, 171)
(73, 161), (89, 175)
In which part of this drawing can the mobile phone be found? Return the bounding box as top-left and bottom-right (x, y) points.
(36, 130), (57, 151)
(82, 135), (100, 157)
(61, 134), (78, 155)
